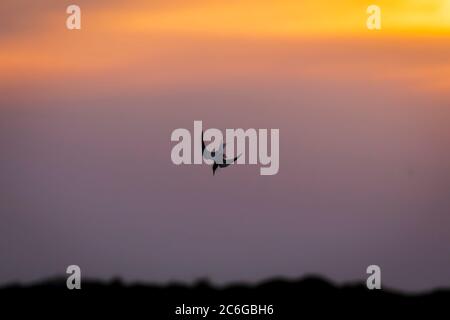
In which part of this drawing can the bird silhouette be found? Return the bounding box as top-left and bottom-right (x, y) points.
(201, 131), (239, 175)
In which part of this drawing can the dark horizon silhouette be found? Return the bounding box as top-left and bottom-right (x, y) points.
(1, 274), (448, 318)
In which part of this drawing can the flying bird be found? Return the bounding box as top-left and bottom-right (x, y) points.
(201, 131), (239, 175)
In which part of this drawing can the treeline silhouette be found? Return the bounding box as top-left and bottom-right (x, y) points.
(0, 276), (447, 318)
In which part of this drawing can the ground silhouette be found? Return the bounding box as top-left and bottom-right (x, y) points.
(0, 276), (447, 318)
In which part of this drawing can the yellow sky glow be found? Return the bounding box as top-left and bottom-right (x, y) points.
(0, 0), (449, 93)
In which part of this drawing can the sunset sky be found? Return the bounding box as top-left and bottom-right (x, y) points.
(1, 1), (449, 291)
(1, 0), (450, 81)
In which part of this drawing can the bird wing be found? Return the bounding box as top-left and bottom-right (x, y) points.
(202, 131), (216, 160)
(212, 162), (219, 175)
(219, 154), (240, 168)
(201, 131), (206, 152)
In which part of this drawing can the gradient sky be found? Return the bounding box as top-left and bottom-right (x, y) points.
(1, 1), (450, 291)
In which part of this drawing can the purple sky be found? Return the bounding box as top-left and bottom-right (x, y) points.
(1, 72), (450, 291)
